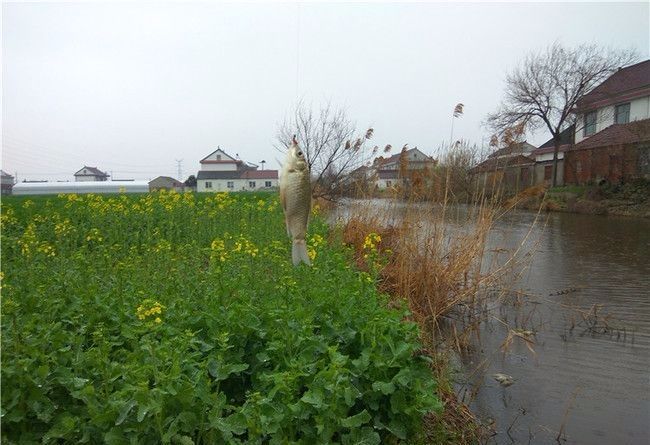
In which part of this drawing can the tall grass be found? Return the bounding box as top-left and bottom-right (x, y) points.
(336, 167), (540, 442)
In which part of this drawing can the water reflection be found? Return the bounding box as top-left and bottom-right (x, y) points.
(333, 200), (649, 444)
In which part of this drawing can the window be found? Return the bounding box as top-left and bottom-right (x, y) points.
(386, 180), (392, 187)
(205, 181), (213, 189)
(216, 154), (222, 161)
(249, 181), (256, 189)
(584, 111), (597, 136)
(615, 103), (630, 124)
(227, 181), (234, 189)
(265, 181), (272, 187)
(544, 165), (552, 180)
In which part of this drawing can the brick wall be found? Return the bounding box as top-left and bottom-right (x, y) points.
(564, 143), (645, 184)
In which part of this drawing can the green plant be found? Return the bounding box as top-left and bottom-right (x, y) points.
(1, 191), (441, 444)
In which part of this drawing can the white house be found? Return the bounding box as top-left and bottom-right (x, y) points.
(371, 147), (436, 189)
(574, 60), (650, 145)
(196, 148), (278, 192)
(74, 166), (109, 182)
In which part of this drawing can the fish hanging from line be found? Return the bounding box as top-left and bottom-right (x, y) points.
(279, 135), (312, 266)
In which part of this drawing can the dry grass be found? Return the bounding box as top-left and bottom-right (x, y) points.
(333, 177), (543, 443)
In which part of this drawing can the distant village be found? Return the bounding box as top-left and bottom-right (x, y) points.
(4, 60), (649, 197)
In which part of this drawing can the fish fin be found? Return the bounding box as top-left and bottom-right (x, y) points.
(291, 239), (311, 266)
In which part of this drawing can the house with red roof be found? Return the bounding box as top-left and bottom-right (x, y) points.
(196, 148), (278, 192)
(469, 141), (537, 192)
(564, 60), (650, 184)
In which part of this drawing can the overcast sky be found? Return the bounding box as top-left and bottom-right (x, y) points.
(2, 1), (649, 182)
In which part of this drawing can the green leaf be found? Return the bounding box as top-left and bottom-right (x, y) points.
(214, 412), (248, 435)
(343, 386), (361, 407)
(207, 359), (219, 378)
(207, 360), (249, 381)
(136, 405), (149, 423)
(115, 400), (137, 426)
(371, 381), (395, 395)
(301, 390), (324, 408)
(172, 435), (195, 445)
(104, 428), (129, 445)
(387, 418), (408, 440)
(44, 414), (76, 440)
(341, 409), (371, 428)
(342, 426), (381, 445)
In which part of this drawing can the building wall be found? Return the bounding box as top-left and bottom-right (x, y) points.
(575, 95), (650, 144)
(535, 152), (564, 162)
(534, 160), (564, 186)
(197, 178), (278, 192)
(149, 178), (183, 191)
(75, 176), (93, 182)
(198, 163), (238, 172)
(375, 178), (398, 189)
(564, 142), (648, 185)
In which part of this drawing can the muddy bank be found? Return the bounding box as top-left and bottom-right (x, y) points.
(517, 182), (650, 218)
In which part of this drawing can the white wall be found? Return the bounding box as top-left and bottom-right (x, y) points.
(197, 178), (278, 192)
(575, 95), (650, 144)
(535, 152), (564, 163)
(630, 96), (650, 122)
(375, 178), (397, 189)
(199, 163), (238, 172)
(75, 176), (96, 182)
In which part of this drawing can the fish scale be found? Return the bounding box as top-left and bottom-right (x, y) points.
(279, 138), (312, 265)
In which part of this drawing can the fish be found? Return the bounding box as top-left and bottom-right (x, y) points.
(279, 136), (312, 266)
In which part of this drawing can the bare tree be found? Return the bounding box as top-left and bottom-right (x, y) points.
(487, 43), (637, 186)
(276, 100), (374, 200)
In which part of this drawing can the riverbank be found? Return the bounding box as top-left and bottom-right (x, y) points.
(518, 180), (650, 217)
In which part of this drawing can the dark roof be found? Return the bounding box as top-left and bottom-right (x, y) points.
(470, 155), (535, 173)
(538, 125), (575, 149)
(576, 60), (650, 112)
(571, 119), (650, 151)
(240, 170), (278, 180)
(375, 148), (435, 166)
(488, 141), (536, 159)
(74, 166), (108, 177)
(197, 171), (240, 180)
(149, 176), (183, 186)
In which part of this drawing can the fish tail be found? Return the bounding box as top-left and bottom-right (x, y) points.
(291, 239), (311, 266)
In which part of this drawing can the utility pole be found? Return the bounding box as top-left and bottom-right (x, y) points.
(175, 159), (183, 180)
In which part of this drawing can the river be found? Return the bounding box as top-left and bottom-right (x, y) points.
(464, 209), (650, 444)
(334, 201), (650, 444)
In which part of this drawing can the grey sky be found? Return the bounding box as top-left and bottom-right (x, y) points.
(2, 1), (649, 182)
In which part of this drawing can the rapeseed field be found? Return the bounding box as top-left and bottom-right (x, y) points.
(1, 191), (440, 444)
